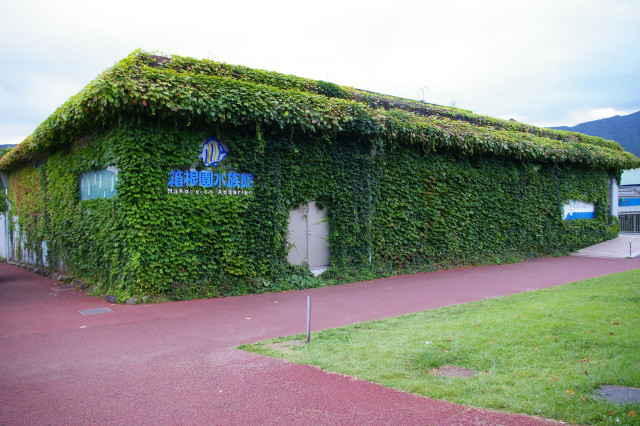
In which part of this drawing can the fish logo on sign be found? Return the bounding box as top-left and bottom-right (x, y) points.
(199, 137), (228, 167)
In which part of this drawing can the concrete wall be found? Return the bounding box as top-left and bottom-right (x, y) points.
(0, 211), (8, 260)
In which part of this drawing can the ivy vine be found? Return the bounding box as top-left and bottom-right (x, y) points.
(0, 51), (627, 300)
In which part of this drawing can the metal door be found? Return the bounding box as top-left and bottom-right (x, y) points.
(287, 201), (330, 270)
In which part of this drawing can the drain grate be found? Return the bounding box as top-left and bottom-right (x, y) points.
(79, 308), (113, 315)
(595, 385), (640, 404)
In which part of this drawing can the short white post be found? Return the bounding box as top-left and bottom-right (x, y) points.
(306, 296), (311, 343)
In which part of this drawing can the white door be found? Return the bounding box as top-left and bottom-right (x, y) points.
(287, 201), (330, 272)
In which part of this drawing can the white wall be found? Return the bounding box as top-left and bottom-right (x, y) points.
(0, 211), (8, 259)
(610, 177), (619, 217)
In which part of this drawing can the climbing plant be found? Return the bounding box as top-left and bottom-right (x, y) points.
(371, 146), (617, 274)
(0, 51), (629, 300)
(0, 175), (7, 214)
(1, 51), (638, 173)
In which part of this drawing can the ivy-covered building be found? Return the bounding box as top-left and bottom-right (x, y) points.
(1, 51), (638, 299)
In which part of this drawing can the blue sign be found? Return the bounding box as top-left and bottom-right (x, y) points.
(167, 136), (254, 196)
(168, 170), (253, 189)
(563, 200), (594, 220)
(619, 198), (640, 207)
(199, 137), (227, 167)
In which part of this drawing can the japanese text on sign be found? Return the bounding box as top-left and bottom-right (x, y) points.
(168, 170), (253, 189)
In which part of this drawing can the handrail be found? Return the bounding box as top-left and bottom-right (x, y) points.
(630, 236), (640, 258)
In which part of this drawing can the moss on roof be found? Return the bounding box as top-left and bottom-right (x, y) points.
(1, 50), (638, 171)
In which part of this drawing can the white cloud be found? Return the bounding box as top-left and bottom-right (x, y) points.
(0, 75), (82, 144)
(497, 114), (524, 123)
(0, 0), (639, 141)
(533, 107), (637, 128)
(21, 75), (82, 116)
(0, 122), (33, 147)
(567, 108), (635, 126)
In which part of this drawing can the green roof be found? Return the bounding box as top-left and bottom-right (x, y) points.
(1, 50), (638, 171)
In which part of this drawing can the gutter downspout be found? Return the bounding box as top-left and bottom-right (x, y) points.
(4, 188), (8, 260)
(1, 172), (11, 261)
(610, 176), (619, 227)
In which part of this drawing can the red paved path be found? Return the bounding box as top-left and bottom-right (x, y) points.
(1, 256), (639, 425)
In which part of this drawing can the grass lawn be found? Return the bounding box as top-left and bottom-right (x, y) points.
(241, 270), (640, 424)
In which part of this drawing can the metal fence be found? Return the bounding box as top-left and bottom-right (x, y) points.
(619, 213), (640, 233)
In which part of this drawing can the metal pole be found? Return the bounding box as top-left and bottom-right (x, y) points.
(4, 188), (10, 261)
(306, 296), (311, 343)
(630, 236), (640, 258)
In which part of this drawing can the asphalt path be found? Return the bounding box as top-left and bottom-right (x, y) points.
(2, 256), (639, 425)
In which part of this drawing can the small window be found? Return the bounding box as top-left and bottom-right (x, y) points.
(79, 167), (117, 201)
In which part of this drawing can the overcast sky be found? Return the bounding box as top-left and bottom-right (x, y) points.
(1, 0), (639, 146)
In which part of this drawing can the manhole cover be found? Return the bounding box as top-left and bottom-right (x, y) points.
(595, 385), (640, 404)
(79, 308), (113, 315)
(50, 284), (76, 292)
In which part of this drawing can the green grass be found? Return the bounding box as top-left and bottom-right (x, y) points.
(241, 270), (640, 424)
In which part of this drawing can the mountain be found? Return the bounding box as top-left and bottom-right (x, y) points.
(551, 111), (640, 157)
(0, 145), (15, 157)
